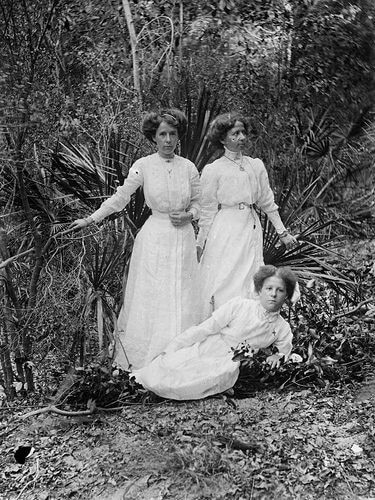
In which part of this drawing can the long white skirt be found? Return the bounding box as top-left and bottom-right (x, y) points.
(133, 334), (240, 400)
(113, 214), (199, 370)
(199, 206), (263, 321)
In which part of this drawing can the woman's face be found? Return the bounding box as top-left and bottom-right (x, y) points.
(258, 276), (287, 312)
(221, 120), (247, 152)
(154, 121), (179, 158)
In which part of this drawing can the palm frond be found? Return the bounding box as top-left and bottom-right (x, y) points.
(49, 136), (150, 233)
(276, 177), (323, 227)
(84, 231), (128, 292)
(50, 142), (109, 210)
(346, 106), (372, 141)
(295, 106), (335, 160)
(305, 136), (330, 158)
(261, 173), (359, 303)
(262, 214), (358, 301)
(181, 86), (220, 171)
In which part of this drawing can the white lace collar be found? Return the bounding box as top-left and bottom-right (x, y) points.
(223, 146), (242, 162)
(257, 301), (280, 323)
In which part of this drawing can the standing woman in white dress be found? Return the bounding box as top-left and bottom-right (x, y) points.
(197, 112), (297, 321)
(72, 109), (201, 370)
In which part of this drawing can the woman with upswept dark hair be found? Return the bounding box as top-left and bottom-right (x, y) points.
(133, 265), (297, 400)
(142, 109), (188, 141)
(72, 108), (200, 370)
(205, 112), (250, 149)
(197, 112), (297, 320)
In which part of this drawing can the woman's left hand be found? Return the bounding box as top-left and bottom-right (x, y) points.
(279, 232), (298, 250)
(169, 211), (193, 227)
(266, 353), (284, 370)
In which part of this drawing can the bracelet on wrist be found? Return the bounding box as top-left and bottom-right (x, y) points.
(85, 216), (94, 225)
(278, 230), (289, 238)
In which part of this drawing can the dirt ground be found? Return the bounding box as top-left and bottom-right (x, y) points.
(1, 385), (375, 500)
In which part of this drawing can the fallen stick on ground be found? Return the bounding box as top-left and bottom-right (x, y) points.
(19, 400), (96, 419)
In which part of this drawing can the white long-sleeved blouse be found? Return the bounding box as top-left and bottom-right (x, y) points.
(166, 297), (293, 357)
(196, 154), (286, 247)
(90, 153), (201, 223)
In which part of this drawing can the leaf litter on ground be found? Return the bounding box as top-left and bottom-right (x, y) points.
(1, 240), (375, 499)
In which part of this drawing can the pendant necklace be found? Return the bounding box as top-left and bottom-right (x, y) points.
(264, 311), (278, 337)
(224, 154), (245, 171)
(166, 161), (173, 175)
(159, 154), (174, 175)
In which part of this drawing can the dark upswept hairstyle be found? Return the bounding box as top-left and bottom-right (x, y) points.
(142, 108), (188, 143)
(253, 265), (297, 300)
(207, 112), (249, 149)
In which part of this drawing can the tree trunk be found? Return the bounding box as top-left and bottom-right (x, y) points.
(15, 153), (40, 392)
(0, 230), (16, 399)
(0, 342), (16, 400)
(121, 0), (141, 104)
(179, 0), (183, 70)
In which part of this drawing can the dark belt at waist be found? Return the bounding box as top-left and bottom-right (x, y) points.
(219, 202), (255, 210)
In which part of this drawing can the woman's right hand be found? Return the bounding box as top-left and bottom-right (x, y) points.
(169, 211), (193, 227)
(70, 218), (92, 230)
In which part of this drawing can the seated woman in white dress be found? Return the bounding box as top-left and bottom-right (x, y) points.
(133, 265), (297, 400)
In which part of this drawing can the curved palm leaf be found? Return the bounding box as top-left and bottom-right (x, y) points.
(262, 213), (358, 302)
(181, 86), (220, 171)
(49, 137), (150, 234)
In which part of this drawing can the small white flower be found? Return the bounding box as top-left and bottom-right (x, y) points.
(288, 353), (303, 364)
(351, 444), (363, 455)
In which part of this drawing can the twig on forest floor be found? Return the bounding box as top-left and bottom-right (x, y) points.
(17, 401), (164, 440)
(332, 298), (374, 320)
(17, 397), (166, 420)
(19, 401), (96, 419)
(249, 477), (255, 499)
(339, 464), (355, 496)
